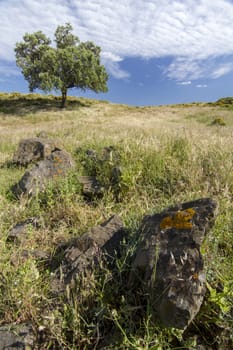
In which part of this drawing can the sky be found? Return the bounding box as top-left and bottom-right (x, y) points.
(1, 0), (233, 106)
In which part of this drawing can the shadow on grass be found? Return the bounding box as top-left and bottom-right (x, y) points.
(0, 93), (93, 116)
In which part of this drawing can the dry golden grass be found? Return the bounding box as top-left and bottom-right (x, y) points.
(0, 93), (232, 349)
(1, 98), (232, 163)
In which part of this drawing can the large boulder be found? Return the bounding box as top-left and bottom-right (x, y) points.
(129, 198), (218, 329)
(12, 150), (74, 197)
(52, 215), (126, 289)
(13, 137), (62, 166)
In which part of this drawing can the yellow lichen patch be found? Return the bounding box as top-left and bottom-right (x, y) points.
(160, 208), (195, 230)
(159, 216), (173, 229)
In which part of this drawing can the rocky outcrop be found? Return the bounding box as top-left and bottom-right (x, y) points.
(13, 137), (62, 166)
(12, 150), (74, 197)
(0, 323), (34, 349)
(129, 198), (218, 329)
(53, 215), (126, 289)
(50, 198), (217, 329)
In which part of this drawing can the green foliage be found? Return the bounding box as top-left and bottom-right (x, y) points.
(211, 117), (226, 126)
(76, 137), (195, 203)
(76, 145), (150, 202)
(207, 281), (233, 314)
(15, 23), (108, 107)
(15, 31), (51, 92)
(215, 97), (233, 106)
(0, 255), (47, 324)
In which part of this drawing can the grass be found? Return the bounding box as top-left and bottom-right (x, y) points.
(0, 92), (232, 349)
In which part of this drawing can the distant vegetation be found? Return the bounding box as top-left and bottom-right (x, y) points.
(214, 97), (233, 107)
(0, 93), (232, 349)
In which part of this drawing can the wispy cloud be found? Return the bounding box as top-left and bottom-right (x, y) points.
(210, 63), (233, 79)
(196, 84), (208, 88)
(177, 81), (192, 85)
(101, 52), (130, 79)
(166, 57), (233, 81)
(1, 0), (233, 80)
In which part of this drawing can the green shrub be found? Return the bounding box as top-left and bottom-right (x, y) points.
(211, 117), (226, 126)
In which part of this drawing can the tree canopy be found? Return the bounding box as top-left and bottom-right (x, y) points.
(15, 23), (108, 107)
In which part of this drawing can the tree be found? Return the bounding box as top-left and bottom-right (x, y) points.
(15, 23), (108, 107)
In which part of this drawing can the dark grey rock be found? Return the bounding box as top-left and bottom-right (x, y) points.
(13, 137), (62, 166)
(85, 149), (97, 160)
(129, 198), (218, 329)
(0, 323), (34, 349)
(10, 249), (49, 267)
(78, 176), (103, 197)
(7, 217), (41, 243)
(12, 150), (74, 197)
(26, 249), (49, 260)
(53, 215), (126, 289)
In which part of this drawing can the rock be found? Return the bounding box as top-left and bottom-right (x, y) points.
(77, 146), (122, 199)
(12, 150), (74, 197)
(13, 137), (62, 166)
(53, 215), (126, 289)
(10, 249), (50, 266)
(0, 323), (34, 349)
(7, 217), (41, 243)
(129, 198), (218, 329)
(78, 176), (103, 197)
(36, 130), (48, 138)
(85, 148), (97, 160)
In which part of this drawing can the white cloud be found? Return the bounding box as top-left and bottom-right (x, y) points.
(103, 60), (130, 79)
(166, 57), (233, 81)
(1, 0), (233, 80)
(101, 52), (129, 79)
(166, 58), (207, 81)
(196, 84), (208, 88)
(210, 63), (233, 78)
(177, 81), (192, 85)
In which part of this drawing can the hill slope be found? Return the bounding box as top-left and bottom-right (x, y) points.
(0, 93), (232, 349)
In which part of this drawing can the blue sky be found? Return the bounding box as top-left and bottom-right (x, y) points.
(1, 0), (233, 106)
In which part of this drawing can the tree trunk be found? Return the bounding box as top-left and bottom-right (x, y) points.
(61, 88), (67, 108)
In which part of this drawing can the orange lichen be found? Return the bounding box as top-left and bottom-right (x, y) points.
(160, 208), (195, 230)
(191, 272), (199, 280)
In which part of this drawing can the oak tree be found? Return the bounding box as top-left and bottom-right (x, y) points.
(15, 23), (108, 107)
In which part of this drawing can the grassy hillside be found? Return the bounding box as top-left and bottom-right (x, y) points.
(0, 92), (232, 349)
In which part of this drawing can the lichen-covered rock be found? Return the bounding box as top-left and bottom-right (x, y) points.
(129, 198), (218, 329)
(0, 323), (34, 349)
(12, 150), (74, 197)
(13, 137), (62, 166)
(53, 215), (126, 289)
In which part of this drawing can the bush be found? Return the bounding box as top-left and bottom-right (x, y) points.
(211, 117), (226, 126)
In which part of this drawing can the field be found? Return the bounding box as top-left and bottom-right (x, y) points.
(0, 92), (232, 349)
